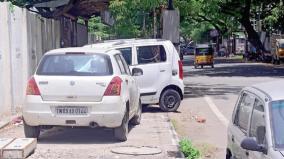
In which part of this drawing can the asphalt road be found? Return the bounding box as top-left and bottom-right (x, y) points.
(168, 55), (284, 158)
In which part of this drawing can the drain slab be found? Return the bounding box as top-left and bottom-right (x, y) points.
(111, 146), (162, 155)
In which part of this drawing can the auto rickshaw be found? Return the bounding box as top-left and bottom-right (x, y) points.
(194, 44), (214, 69)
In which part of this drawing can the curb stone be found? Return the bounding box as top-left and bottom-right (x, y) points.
(165, 114), (185, 159)
(0, 114), (22, 130)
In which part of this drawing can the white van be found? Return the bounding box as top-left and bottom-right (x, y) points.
(85, 39), (184, 112)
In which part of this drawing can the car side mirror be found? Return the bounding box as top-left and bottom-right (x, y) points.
(241, 137), (267, 153)
(132, 68), (143, 76)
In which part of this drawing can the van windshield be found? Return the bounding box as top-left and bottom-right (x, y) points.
(279, 43), (284, 49)
(270, 100), (284, 149)
(37, 53), (113, 76)
(195, 48), (213, 55)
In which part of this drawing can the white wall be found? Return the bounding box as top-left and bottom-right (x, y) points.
(0, 2), (61, 116)
(0, 3), (13, 115)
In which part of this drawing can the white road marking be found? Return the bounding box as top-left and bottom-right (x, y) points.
(204, 96), (229, 127)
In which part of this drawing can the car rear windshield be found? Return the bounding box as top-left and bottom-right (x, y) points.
(270, 100), (284, 149)
(37, 53), (113, 76)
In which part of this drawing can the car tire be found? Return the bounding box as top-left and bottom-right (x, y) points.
(201, 65), (204, 69)
(160, 89), (181, 112)
(114, 111), (129, 141)
(226, 149), (232, 159)
(130, 99), (142, 125)
(24, 121), (40, 138)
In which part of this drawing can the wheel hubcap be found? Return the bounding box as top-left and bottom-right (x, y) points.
(165, 95), (176, 108)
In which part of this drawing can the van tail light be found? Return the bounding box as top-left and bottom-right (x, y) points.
(178, 60), (183, 80)
(26, 77), (41, 95)
(104, 76), (122, 96)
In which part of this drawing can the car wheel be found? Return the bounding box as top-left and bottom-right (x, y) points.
(160, 89), (181, 112)
(130, 99), (142, 125)
(114, 111), (129, 141)
(24, 121), (40, 138)
(226, 149), (232, 159)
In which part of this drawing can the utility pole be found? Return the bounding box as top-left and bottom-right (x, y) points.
(168, 0), (174, 10)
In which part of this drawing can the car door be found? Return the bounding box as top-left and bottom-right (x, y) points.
(248, 98), (271, 159)
(230, 92), (255, 159)
(132, 44), (169, 97)
(119, 54), (138, 116)
(114, 54), (135, 116)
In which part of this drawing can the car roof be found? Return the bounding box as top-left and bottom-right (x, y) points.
(85, 38), (169, 49)
(247, 80), (284, 101)
(45, 47), (119, 55)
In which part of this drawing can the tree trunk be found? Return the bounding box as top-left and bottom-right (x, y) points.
(240, 18), (265, 52)
(239, 0), (265, 52)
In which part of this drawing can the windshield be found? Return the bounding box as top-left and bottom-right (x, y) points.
(195, 48), (213, 55)
(279, 43), (284, 49)
(270, 100), (284, 149)
(36, 53), (113, 76)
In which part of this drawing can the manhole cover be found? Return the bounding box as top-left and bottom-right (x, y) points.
(111, 146), (162, 155)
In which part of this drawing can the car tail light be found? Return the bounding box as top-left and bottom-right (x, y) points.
(26, 76), (41, 95)
(104, 76), (122, 96)
(178, 60), (183, 80)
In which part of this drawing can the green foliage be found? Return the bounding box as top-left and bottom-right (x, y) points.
(109, 0), (166, 38)
(179, 139), (200, 159)
(0, 0), (28, 7)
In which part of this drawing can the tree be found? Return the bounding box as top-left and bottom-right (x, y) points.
(219, 0), (282, 52)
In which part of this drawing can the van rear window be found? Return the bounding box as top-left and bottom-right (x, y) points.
(36, 53), (113, 76)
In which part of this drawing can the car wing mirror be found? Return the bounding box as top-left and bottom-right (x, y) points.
(241, 137), (267, 153)
(132, 68), (143, 76)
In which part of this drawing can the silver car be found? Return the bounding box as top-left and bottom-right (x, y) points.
(227, 80), (284, 159)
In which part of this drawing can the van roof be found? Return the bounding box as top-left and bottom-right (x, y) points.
(85, 39), (170, 49)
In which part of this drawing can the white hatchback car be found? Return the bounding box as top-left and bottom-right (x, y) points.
(227, 81), (284, 159)
(85, 39), (184, 112)
(23, 48), (142, 141)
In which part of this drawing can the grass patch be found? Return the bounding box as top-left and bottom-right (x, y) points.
(179, 138), (201, 159)
(196, 143), (218, 158)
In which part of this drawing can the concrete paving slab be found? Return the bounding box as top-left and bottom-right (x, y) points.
(3, 138), (37, 159)
(0, 112), (183, 159)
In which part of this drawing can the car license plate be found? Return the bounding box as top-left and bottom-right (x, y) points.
(55, 106), (88, 115)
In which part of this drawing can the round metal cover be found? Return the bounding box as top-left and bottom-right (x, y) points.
(111, 146), (162, 155)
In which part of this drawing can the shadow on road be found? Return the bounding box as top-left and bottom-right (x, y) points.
(38, 125), (137, 144)
(183, 56), (244, 67)
(184, 83), (243, 99)
(142, 105), (181, 114)
(186, 64), (284, 78)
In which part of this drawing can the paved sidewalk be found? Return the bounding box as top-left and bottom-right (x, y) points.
(0, 109), (183, 159)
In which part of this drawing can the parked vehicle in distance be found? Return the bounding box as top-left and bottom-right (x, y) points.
(181, 44), (195, 55)
(272, 38), (284, 64)
(194, 44), (214, 69)
(227, 80), (284, 159)
(23, 47), (143, 141)
(85, 39), (184, 112)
